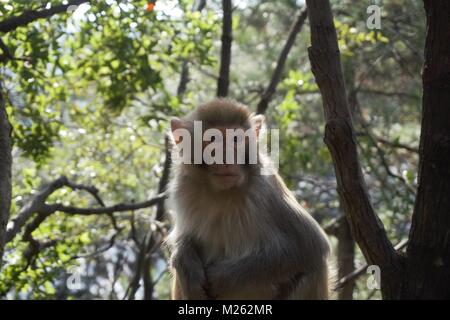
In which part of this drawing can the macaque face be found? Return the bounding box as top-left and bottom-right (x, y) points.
(171, 115), (263, 192)
(203, 125), (248, 191)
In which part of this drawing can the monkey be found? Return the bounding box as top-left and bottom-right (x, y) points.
(166, 98), (331, 300)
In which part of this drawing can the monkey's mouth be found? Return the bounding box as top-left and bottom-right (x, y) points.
(211, 173), (241, 186)
(212, 173), (239, 176)
(212, 173), (240, 178)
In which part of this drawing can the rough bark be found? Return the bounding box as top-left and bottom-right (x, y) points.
(404, 0), (450, 299)
(217, 0), (232, 97)
(305, 0), (402, 299)
(142, 136), (173, 299)
(336, 220), (355, 300)
(0, 82), (12, 267)
(155, 136), (172, 221)
(142, 253), (154, 300)
(256, 7), (308, 114)
(337, 240), (408, 293)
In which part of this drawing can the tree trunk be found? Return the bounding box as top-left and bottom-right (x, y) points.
(305, 0), (402, 299)
(0, 82), (12, 267)
(217, 0), (232, 97)
(403, 0), (450, 299)
(155, 136), (172, 221)
(337, 220), (355, 300)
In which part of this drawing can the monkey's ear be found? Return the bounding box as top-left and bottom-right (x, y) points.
(170, 117), (191, 144)
(251, 114), (265, 137)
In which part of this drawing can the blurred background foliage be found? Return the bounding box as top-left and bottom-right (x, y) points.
(0, 0), (424, 299)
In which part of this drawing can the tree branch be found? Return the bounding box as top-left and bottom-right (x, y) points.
(217, 0), (232, 97)
(0, 37), (33, 63)
(256, 7), (308, 114)
(5, 176), (166, 244)
(5, 176), (84, 243)
(337, 239), (408, 290)
(155, 135), (172, 221)
(359, 88), (420, 101)
(0, 37), (13, 62)
(305, 0), (402, 298)
(8, 176), (166, 270)
(351, 91), (417, 195)
(0, 0), (90, 33)
(336, 219), (355, 299)
(0, 81), (12, 266)
(355, 131), (419, 154)
(323, 215), (345, 236)
(176, 0), (207, 98)
(47, 193), (166, 216)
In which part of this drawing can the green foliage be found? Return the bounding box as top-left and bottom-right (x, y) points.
(2, 0), (218, 163)
(335, 20), (389, 56)
(1, 0), (425, 300)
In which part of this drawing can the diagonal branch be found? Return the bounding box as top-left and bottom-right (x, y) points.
(12, 179), (165, 269)
(64, 180), (105, 207)
(351, 91), (417, 195)
(5, 176), (166, 244)
(256, 7), (308, 114)
(5, 176), (82, 243)
(305, 0), (402, 298)
(336, 239), (408, 290)
(46, 193), (167, 216)
(0, 37), (13, 62)
(355, 131), (419, 154)
(176, 0), (207, 98)
(0, 0), (90, 33)
(0, 37), (33, 63)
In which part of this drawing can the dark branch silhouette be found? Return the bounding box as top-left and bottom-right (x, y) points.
(217, 0), (232, 97)
(337, 239), (408, 290)
(0, 0), (90, 33)
(0, 81), (12, 266)
(305, 0), (402, 298)
(177, 0), (207, 98)
(256, 7), (308, 114)
(5, 176), (166, 244)
(404, 0), (450, 299)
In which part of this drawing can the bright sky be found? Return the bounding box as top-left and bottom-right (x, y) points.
(70, 0), (307, 22)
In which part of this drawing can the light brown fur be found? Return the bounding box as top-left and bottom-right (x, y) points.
(167, 98), (330, 300)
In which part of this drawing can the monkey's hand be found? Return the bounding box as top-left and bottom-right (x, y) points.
(205, 261), (237, 296)
(171, 246), (212, 300)
(205, 242), (306, 296)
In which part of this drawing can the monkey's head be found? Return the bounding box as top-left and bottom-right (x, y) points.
(170, 98), (264, 191)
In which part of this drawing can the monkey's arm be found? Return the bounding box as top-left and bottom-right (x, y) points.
(170, 238), (212, 300)
(206, 235), (326, 295)
(171, 270), (183, 300)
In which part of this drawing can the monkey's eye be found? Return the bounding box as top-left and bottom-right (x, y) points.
(211, 136), (216, 142)
(233, 136), (238, 143)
